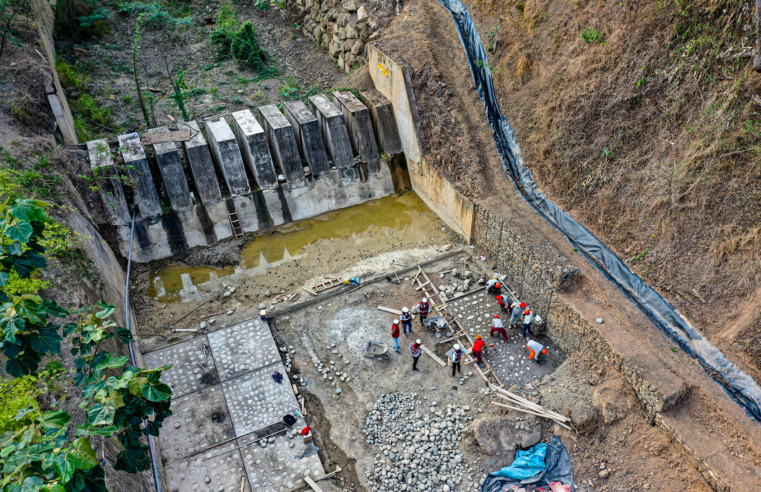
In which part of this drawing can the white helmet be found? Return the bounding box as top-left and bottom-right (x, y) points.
(453, 344), (460, 350)
(416, 339), (422, 344)
(422, 298), (427, 303)
(393, 319), (399, 324)
(402, 307), (409, 312)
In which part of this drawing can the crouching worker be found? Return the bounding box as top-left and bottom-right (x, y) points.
(490, 315), (509, 342)
(527, 339), (548, 364)
(486, 276), (502, 294)
(471, 335), (486, 368)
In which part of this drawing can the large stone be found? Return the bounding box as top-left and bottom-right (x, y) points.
(308, 94), (355, 178)
(592, 378), (633, 424)
(357, 5), (367, 20)
(360, 89), (403, 155)
(204, 118), (251, 197)
(178, 120), (222, 205)
(468, 415), (541, 457)
(345, 24), (358, 38)
(258, 105), (305, 183)
(332, 90), (380, 173)
(283, 100), (330, 177)
(541, 381), (599, 432)
(87, 139), (130, 226)
(351, 38), (365, 55)
(232, 109), (278, 189)
(343, 0), (357, 11)
(117, 133), (162, 218)
(147, 126), (193, 211)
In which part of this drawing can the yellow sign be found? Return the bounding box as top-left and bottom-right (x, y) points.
(378, 63), (391, 77)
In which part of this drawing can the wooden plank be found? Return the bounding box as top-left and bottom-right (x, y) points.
(414, 280), (431, 291)
(490, 402), (571, 430)
(304, 475), (325, 492)
(420, 344), (446, 366)
(377, 306), (402, 315)
(302, 287), (319, 296)
(316, 465), (343, 481)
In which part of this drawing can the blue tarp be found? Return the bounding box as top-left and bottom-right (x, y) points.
(483, 437), (575, 492)
(491, 444), (547, 480)
(433, 0), (761, 424)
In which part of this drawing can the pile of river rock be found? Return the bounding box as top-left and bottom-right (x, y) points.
(362, 393), (481, 492)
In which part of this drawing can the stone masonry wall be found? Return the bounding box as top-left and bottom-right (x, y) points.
(287, 0), (387, 73)
(472, 203), (687, 421)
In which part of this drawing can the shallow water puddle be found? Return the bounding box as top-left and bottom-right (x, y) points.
(149, 193), (434, 301)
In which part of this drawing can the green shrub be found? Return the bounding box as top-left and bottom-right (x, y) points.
(117, 2), (192, 30)
(580, 27), (602, 44)
(215, 3), (238, 29)
(55, 59), (86, 89)
(212, 20), (273, 74)
(0, 376), (40, 434)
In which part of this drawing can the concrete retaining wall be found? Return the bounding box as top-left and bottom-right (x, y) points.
(367, 44), (476, 242)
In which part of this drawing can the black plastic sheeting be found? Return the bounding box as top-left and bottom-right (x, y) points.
(434, 0), (761, 423)
(481, 437), (574, 492)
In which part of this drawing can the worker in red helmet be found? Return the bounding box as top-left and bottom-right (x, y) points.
(417, 298), (430, 326)
(490, 315), (509, 342)
(522, 309), (534, 337)
(496, 295), (508, 312)
(486, 276), (502, 294)
(527, 339), (548, 364)
(471, 334), (486, 368)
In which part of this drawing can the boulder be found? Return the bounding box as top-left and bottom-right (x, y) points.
(592, 378), (633, 424)
(541, 380), (598, 432)
(345, 24), (358, 38)
(468, 415), (541, 457)
(357, 5), (367, 20)
(343, 0), (357, 11)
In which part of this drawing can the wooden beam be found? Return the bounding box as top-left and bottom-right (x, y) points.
(377, 306), (402, 315)
(420, 344), (446, 366)
(315, 466), (343, 481)
(305, 475), (325, 492)
(490, 402), (571, 430)
(302, 287), (318, 296)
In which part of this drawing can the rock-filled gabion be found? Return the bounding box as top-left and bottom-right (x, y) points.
(362, 393), (478, 492)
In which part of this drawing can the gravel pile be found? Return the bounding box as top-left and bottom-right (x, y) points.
(362, 393), (480, 492)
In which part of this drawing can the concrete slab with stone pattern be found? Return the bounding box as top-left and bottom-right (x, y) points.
(332, 90), (380, 174)
(221, 362), (299, 436)
(360, 89), (403, 156)
(147, 127), (193, 211)
(308, 94), (356, 180)
(117, 132), (162, 218)
(447, 291), (558, 386)
(164, 446), (251, 492)
(232, 110), (279, 190)
(258, 105), (305, 184)
(205, 118), (252, 197)
(238, 424), (324, 492)
(207, 319), (281, 381)
(86, 139), (130, 226)
(144, 337), (219, 394)
(283, 100), (330, 177)
(158, 386), (235, 464)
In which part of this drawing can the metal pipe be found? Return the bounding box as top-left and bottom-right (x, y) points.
(124, 209), (162, 492)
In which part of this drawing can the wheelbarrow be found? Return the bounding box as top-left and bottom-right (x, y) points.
(361, 338), (390, 360)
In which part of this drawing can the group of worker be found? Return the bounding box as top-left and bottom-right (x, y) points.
(389, 290), (547, 376)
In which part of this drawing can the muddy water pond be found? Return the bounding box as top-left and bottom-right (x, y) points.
(148, 192), (448, 301)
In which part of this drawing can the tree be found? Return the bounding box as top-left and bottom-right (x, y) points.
(0, 0), (29, 59)
(0, 199), (173, 490)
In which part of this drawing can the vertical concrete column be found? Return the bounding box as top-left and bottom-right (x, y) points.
(360, 89), (403, 156)
(179, 120), (222, 204)
(283, 101), (330, 177)
(204, 118), (259, 234)
(179, 120), (233, 242)
(258, 105), (305, 183)
(146, 127), (192, 211)
(87, 139), (130, 226)
(117, 132), (162, 219)
(231, 110), (278, 189)
(332, 90), (380, 174)
(308, 94), (356, 180)
(205, 118), (252, 197)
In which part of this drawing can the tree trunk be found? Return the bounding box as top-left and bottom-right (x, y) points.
(755, 0), (761, 72)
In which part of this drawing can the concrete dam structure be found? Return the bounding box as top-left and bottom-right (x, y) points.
(87, 90), (399, 263)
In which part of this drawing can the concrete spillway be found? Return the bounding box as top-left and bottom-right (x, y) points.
(91, 92), (400, 262)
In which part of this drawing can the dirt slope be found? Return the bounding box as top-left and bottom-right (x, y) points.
(376, 0), (761, 379)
